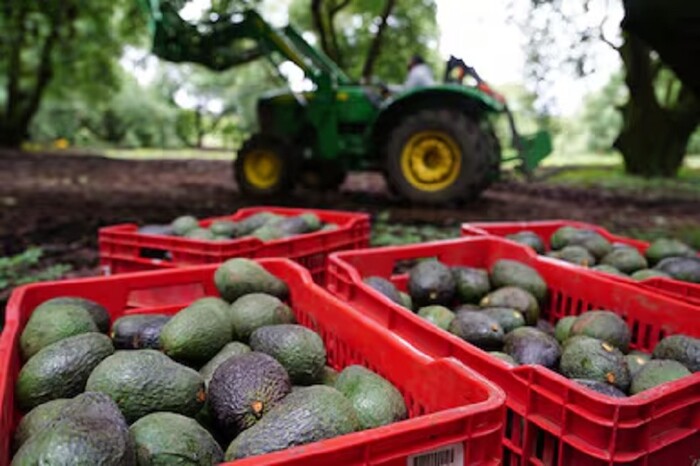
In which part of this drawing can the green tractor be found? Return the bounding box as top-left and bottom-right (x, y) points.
(142, 2), (552, 204)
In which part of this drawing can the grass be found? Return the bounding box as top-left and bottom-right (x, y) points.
(103, 148), (235, 161)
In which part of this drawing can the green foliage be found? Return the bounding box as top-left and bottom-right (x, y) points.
(0, 248), (71, 293)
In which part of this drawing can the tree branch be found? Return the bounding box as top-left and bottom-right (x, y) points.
(361, 0), (397, 80)
(326, 0), (352, 66)
(6, 2), (28, 119)
(311, 0), (332, 58)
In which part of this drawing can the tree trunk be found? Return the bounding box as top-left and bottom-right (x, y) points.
(615, 33), (700, 177)
(361, 0), (397, 80)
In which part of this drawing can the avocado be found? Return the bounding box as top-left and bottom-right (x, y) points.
(171, 216), (199, 236)
(505, 231), (546, 254)
(536, 319), (556, 336)
(111, 314), (170, 350)
(160, 300), (232, 366)
(224, 385), (359, 460)
(215, 258), (289, 302)
(363, 276), (403, 305)
(452, 266), (491, 304)
(625, 352), (651, 378)
(417, 305), (456, 330)
(208, 351), (291, 434)
(503, 327), (561, 368)
(16, 333), (114, 411)
(399, 291), (413, 310)
(276, 215), (320, 237)
(480, 286), (540, 325)
(554, 316), (577, 343)
(630, 360), (691, 395)
(591, 264), (627, 277)
(12, 392), (135, 466)
(573, 379), (627, 398)
(250, 224), (284, 241)
(489, 352), (517, 365)
(138, 224), (174, 236)
(408, 260), (456, 307)
(250, 324), (326, 385)
(645, 238), (696, 265)
(20, 303), (98, 361)
(652, 335), (700, 372)
(210, 220), (239, 238)
(189, 296), (235, 331)
(612, 242), (636, 251)
(569, 310), (631, 352)
(550, 226), (580, 250)
(13, 399), (69, 451)
(236, 212), (280, 236)
(448, 311), (504, 350)
(321, 223), (339, 231)
(229, 293), (295, 342)
(490, 260), (547, 301)
(454, 303), (482, 312)
(130, 412), (224, 465)
(480, 307), (525, 333)
(567, 230), (612, 260)
(600, 248), (648, 274)
(199, 342), (252, 387)
(184, 228), (216, 240)
(335, 365), (407, 430)
(321, 366), (339, 386)
(37, 297), (110, 333)
(560, 337), (630, 390)
(549, 245), (596, 267)
(630, 269), (671, 280)
(654, 257), (700, 283)
(86, 350), (206, 423)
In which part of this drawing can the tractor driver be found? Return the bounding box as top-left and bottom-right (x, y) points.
(404, 55), (435, 89)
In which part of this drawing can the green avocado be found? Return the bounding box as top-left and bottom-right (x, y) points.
(569, 310), (631, 352)
(591, 264), (627, 277)
(86, 350), (206, 423)
(20, 303), (99, 361)
(645, 238), (696, 265)
(11, 392), (135, 466)
(210, 220), (239, 238)
(451, 266), (491, 304)
(13, 398), (69, 452)
(630, 360), (691, 394)
(560, 337), (630, 391)
(625, 352), (651, 378)
(448, 310), (504, 350)
(573, 379), (626, 398)
(228, 293), (296, 342)
(550, 226), (580, 250)
(600, 248), (648, 274)
(208, 351), (291, 434)
(417, 305), (456, 330)
(567, 230), (612, 260)
(652, 335), (700, 372)
(184, 228), (216, 240)
(654, 257), (700, 283)
(130, 412), (224, 465)
(224, 385), (359, 460)
(321, 366), (339, 386)
(488, 351), (517, 365)
(160, 300), (232, 366)
(171, 216), (199, 236)
(199, 342), (252, 387)
(630, 269), (671, 281)
(554, 316), (577, 343)
(408, 260), (456, 307)
(505, 231), (546, 254)
(480, 307), (525, 333)
(480, 286), (540, 325)
(236, 212), (280, 236)
(490, 259), (547, 301)
(363, 276), (403, 305)
(335, 365), (407, 430)
(399, 291), (413, 310)
(214, 258), (289, 302)
(549, 245), (596, 267)
(250, 324), (326, 385)
(16, 333), (114, 411)
(37, 297), (111, 333)
(110, 314), (170, 350)
(503, 327), (561, 368)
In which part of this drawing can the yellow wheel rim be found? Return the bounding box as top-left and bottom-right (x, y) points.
(400, 130), (462, 192)
(243, 149), (281, 190)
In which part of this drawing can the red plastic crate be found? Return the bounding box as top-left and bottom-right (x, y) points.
(98, 207), (370, 283)
(327, 237), (700, 466)
(461, 220), (700, 304)
(0, 259), (505, 466)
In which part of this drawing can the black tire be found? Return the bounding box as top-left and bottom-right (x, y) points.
(384, 109), (498, 204)
(234, 134), (297, 197)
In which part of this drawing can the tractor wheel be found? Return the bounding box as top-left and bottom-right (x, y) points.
(234, 135), (297, 197)
(384, 109), (496, 204)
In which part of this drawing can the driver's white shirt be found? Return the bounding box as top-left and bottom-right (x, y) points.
(404, 64), (435, 89)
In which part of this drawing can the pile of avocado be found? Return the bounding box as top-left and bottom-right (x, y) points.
(11, 258), (408, 465)
(504, 226), (700, 283)
(364, 258), (699, 398)
(138, 211), (338, 242)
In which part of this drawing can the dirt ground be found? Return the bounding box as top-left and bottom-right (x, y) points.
(1, 149), (699, 275)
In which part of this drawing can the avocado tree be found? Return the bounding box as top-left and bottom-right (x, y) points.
(520, 0), (700, 177)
